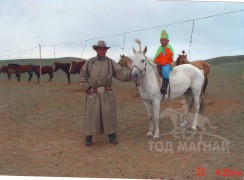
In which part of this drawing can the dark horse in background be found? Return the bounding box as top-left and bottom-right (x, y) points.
(69, 60), (86, 74)
(7, 64), (33, 82)
(1, 65), (16, 80)
(31, 65), (54, 83)
(2, 64), (20, 80)
(54, 62), (71, 83)
(176, 51), (210, 96)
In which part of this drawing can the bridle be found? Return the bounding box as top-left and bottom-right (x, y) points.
(130, 56), (155, 78)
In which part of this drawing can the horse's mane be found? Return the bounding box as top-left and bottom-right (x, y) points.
(135, 39), (142, 51)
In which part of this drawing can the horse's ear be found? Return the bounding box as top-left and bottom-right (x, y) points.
(132, 47), (137, 54)
(143, 46), (147, 54)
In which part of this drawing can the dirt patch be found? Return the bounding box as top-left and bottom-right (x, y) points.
(0, 78), (243, 179)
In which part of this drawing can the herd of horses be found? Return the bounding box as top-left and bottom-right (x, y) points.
(0, 60), (86, 83)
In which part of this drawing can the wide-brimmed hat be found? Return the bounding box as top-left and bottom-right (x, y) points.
(92, 40), (110, 50)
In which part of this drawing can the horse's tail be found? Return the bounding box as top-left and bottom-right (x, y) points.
(203, 78), (208, 95)
(199, 74), (208, 115)
(134, 38), (141, 51)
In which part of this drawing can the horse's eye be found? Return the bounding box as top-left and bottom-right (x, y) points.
(141, 60), (145, 63)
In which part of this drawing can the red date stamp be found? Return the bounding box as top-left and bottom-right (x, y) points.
(216, 168), (242, 177)
(196, 167), (242, 177)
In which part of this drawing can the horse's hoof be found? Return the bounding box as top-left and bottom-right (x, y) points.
(191, 125), (197, 130)
(146, 132), (153, 136)
(153, 135), (159, 138)
(181, 123), (186, 127)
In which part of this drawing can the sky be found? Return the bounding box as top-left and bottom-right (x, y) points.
(0, 0), (244, 62)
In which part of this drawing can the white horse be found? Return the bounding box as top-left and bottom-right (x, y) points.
(130, 39), (204, 138)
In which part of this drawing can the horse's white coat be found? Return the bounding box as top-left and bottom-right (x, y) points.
(130, 40), (204, 138)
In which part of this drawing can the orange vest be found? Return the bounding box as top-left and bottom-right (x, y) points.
(153, 47), (173, 66)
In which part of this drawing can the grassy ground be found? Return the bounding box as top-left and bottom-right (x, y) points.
(0, 58), (243, 179)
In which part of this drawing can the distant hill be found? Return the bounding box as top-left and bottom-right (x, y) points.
(0, 57), (86, 66)
(0, 55), (243, 67)
(205, 55), (244, 66)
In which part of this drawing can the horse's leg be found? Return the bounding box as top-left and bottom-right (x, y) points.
(50, 73), (54, 82)
(134, 83), (139, 96)
(192, 91), (201, 129)
(36, 73), (40, 83)
(153, 99), (161, 138)
(181, 93), (192, 127)
(67, 73), (71, 83)
(28, 72), (33, 81)
(136, 83), (139, 94)
(142, 100), (153, 136)
(48, 73), (53, 82)
(17, 73), (20, 82)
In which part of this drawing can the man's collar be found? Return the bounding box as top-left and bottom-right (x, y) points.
(97, 55), (106, 61)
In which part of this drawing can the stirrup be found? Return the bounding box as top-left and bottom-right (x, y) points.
(160, 88), (167, 95)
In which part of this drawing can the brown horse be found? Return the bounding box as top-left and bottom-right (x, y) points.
(118, 55), (133, 69)
(118, 55), (139, 96)
(31, 65), (54, 83)
(175, 51), (210, 95)
(53, 62), (71, 83)
(69, 60), (86, 74)
(7, 64), (33, 82)
(1, 65), (16, 80)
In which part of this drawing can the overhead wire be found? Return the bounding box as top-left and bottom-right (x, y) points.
(0, 8), (243, 58)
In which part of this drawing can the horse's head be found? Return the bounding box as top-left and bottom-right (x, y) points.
(118, 55), (126, 67)
(130, 39), (150, 81)
(2, 66), (7, 73)
(176, 50), (188, 66)
(118, 54), (133, 70)
(53, 62), (59, 72)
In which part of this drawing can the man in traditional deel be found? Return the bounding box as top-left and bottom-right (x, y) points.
(80, 40), (131, 147)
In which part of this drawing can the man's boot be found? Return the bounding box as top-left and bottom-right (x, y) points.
(108, 133), (118, 144)
(85, 135), (93, 147)
(160, 78), (169, 95)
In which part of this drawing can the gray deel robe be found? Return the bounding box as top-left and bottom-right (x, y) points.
(80, 56), (131, 135)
